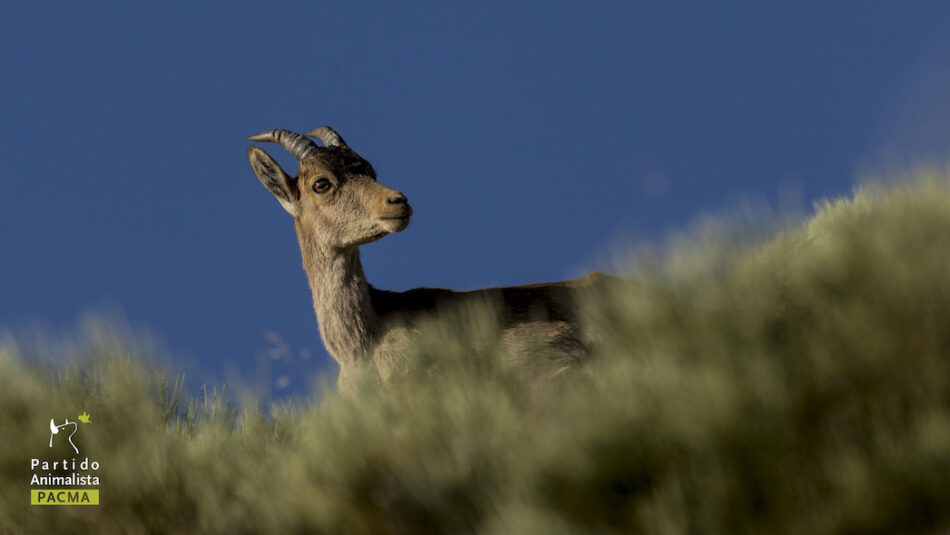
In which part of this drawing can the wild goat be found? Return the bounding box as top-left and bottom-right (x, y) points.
(247, 126), (611, 391)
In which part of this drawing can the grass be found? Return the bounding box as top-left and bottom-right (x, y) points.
(4, 172), (950, 533)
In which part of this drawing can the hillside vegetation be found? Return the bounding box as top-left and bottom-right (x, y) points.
(4, 173), (950, 533)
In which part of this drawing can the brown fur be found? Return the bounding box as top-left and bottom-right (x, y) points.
(248, 129), (610, 391)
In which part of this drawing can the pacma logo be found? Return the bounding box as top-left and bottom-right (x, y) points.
(32, 411), (101, 506)
(48, 412), (92, 454)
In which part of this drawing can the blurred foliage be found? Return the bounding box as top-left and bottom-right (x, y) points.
(4, 173), (950, 533)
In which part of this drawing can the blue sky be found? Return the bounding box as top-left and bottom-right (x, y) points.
(3, 2), (950, 396)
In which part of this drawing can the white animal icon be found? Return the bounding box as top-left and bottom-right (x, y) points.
(49, 418), (79, 454)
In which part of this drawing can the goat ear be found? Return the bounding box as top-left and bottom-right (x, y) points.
(248, 146), (299, 217)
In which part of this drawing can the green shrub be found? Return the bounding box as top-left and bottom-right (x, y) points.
(4, 173), (950, 533)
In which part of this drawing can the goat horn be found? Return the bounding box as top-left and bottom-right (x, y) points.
(246, 129), (319, 160)
(303, 126), (347, 148)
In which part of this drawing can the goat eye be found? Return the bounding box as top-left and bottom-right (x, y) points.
(312, 178), (332, 194)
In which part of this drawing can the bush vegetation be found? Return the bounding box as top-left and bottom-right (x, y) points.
(4, 173), (950, 533)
